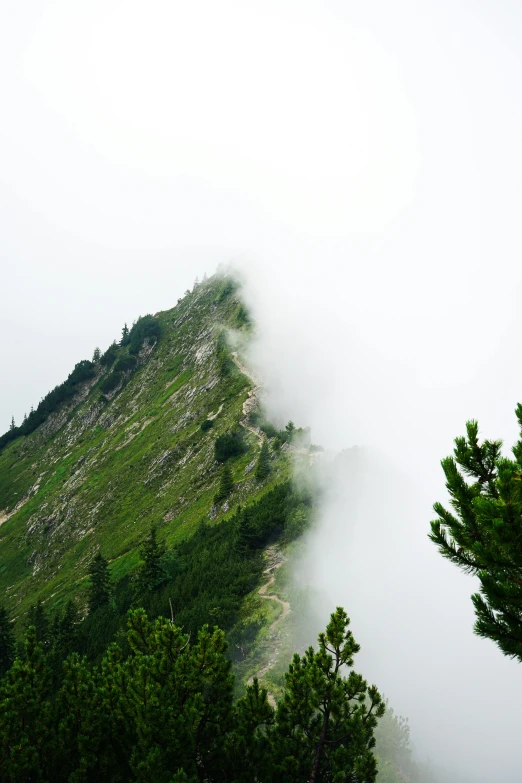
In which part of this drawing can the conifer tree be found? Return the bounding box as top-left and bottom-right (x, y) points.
(270, 607), (385, 782)
(26, 600), (49, 647)
(138, 525), (166, 592)
(215, 463), (234, 503)
(120, 323), (129, 346)
(0, 627), (54, 779)
(58, 600), (81, 655)
(255, 439), (271, 481)
(9, 415), (15, 431)
(0, 606), (15, 675)
(87, 551), (111, 613)
(92, 346), (101, 363)
(430, 408), (522, 661)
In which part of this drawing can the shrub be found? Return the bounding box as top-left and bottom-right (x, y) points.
(255, 440), (271, 481)
(114, 355), (137, 373)
(214, 464), (234, 503)
(284, 504), (310, 540)
(200, 419), (214, 432)
(217, 277), (238, 302)
(100, 371), (122, 394)
(216, 331), (234, 377)
(100, 342), (119, 367)
(129, 315), (162, 355)
(214, 431), (247, 463)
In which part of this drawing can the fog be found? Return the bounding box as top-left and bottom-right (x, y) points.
(239, 239), (522, 781)
(3, 1), (522, 779)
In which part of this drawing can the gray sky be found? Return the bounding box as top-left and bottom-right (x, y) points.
(2, 2), (522, 778)
(2, 1), (522, 429)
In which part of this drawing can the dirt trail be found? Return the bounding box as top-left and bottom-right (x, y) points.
(231, 352), (264, 445)
(247, 546), (291, 707)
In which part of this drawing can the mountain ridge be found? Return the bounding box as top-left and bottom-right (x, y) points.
(0, 274), (301, 621)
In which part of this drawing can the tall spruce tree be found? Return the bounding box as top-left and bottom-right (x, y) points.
(120, 323), (129, 346)
(255, 439), (271, 481)
(26, 600), (50, 647)
(215, 463), (234, 503)
(0, 606), (15, 675)
(87, 551), (112, 613)
(430, 408), (522, 661)
(138, 525), (166, 592)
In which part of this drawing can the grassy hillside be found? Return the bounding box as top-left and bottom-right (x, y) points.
(0, 274), (436, 783)
(0, 275), (298, 622)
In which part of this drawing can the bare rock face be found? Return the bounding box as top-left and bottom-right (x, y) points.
(244, 459), (256, 474)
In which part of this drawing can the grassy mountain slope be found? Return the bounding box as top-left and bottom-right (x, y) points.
(0, 275), (293, 621)
(0, 274), (436, 783)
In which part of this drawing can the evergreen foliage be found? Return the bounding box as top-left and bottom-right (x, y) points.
(200, 418), (214, 431)
(0, 606), (15, 675)
(100, 342), (118, 367)
(0, 627), (53, 779)
(271, 607), (384, 782)
(214, 430), (247, 462)
(255, 439), (271, 481)
(114, 354), (138, 373)
(137, 525), (167, 593)
(120, 323), (130, 346)
(284, 505), (309, 541)
(128, 315), (162, 355)
(88, 552), (112, 613)
(0, 360), (95, 451)
(26, 600), (50, 647)
(216, 330), (235, 377)
(100, 370), (122, 395)
(215, 463), (234, 503)
(430, 409), (522, 660)
(0, 607), (384, 782)
(92, 346), (101, 363)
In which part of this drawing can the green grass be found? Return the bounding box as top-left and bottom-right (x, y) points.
(0, 276), (296, 626)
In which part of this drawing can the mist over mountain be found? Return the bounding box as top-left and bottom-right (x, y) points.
(3, 1), (522, 780)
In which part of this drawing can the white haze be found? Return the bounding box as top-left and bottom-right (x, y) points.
(240, 242), (522, 781)
(3, 1), (522, 780)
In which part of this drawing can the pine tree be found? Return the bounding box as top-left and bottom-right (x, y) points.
(0, 606), (15, 675)
(87, 552), (111, 613)
(430, 409), (522, 661)
(138, 525), (166, 592)
(270, 607), (385, 782)
(0, 627), (54, 780)
(215, 464), (234, 503)
(255, 439), (271, 481)
(9, 416), (15, 431)
(92, 346), (101, 363)
(26, 600), (49, 647)
(120, 323), (129, 346)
